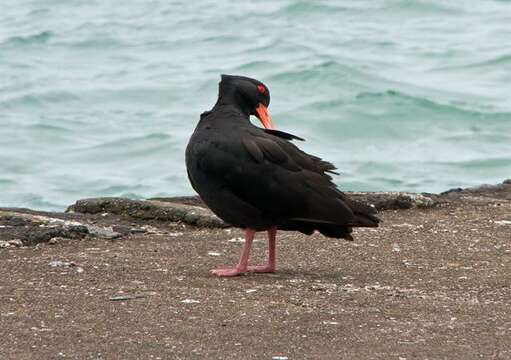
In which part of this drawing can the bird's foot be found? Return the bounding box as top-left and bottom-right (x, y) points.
(247, 264), (275, 273)
(210, 267), (246, 277)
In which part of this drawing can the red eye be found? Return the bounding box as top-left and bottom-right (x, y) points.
(257, 84), (266, 95)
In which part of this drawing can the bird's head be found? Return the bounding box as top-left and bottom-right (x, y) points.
(217, 74), (273, 129)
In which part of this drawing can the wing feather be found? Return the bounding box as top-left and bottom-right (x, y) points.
(236, 129), (357, 226)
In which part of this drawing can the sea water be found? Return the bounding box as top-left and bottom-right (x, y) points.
(1, 0), (510, 210)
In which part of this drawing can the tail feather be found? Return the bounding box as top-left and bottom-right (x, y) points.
(281, 197), (379, 240)
(347, 199), (380, 227)
(317, 224), (354, 240)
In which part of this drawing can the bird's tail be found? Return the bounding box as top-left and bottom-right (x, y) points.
(317, 224), (354, 240)
(346, 198), (380, 227)
(290, 198), (380, 240)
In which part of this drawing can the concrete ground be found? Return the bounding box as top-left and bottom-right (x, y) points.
(1, 192), (510, 359)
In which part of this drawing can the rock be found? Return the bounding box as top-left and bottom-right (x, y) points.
(112, 225), (141, 235)
(2, 180), (509, 250)
(27, 227), (83, 245)
(440, 187), (464, 195)
(414, 194), (437, 208)
(67, 197), (228, 228)
(348, 192), (437, 210)
(439, 180), (511, 201)
(86, 226), (121, 239)
(66, 224), (89, 235)
(148, 196), (206, 207)
(0, 215), (32, 226)
(0, 240), (11, 248)
(8, 239), (23, 247)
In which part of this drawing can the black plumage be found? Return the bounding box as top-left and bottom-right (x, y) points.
(186, 75), (378, 237)
(185, 75), (379, 276)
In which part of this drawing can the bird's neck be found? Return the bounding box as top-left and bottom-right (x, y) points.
(213, 84), (252, 117)
(209, 104), (251, 125)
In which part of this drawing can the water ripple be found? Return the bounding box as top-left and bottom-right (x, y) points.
(2, 30), (53, 46)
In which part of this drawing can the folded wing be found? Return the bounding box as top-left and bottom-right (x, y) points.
(216, 127), (380, 238)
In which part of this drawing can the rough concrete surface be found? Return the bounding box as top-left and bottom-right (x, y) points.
(1, 184), (510, 359)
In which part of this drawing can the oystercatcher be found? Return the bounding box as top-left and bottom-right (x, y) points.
(186, 75), (379, 277)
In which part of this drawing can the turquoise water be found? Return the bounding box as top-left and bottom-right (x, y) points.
(1, 1), (510, 211)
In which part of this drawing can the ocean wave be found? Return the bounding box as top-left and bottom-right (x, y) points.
(201, 34), (241, 43)
(2, 31), (53, 46)
(268, 60), (373, 86)
(80, 87), (179, 104)
(27, 8), (50, 16)
(98, 184), (147, 195)
(440, 132), (511, 143)
(437, 53), (511, 71)
(435, 157), (511, 169)
(354, 90), (511, 118)
(0, 91), (80, 108)
(0, 178), (16, 186)
(277, 1), (348, 16)
(11, 193), (64, 211)
(27, 122), (73, 134)
(76, 133), (174, 160)
(63, 37), (126, 49)
(234, 61), (279, 72)
(383, 0), (461, 14)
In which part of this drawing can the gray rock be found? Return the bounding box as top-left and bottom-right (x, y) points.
(439, 179), (511, 202)
(348, 192), (438, 210)
(8, 239), (23, 247)
(67, 197), (228, 228)
(0, 240), (11, 248)
(86, 225), (121, 239)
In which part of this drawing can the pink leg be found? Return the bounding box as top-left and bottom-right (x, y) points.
(211, 228), (255, 277)
(248, 226), (276, 273)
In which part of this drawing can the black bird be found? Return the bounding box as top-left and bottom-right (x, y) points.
(186, 75), (379, 277)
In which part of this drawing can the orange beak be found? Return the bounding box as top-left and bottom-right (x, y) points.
(255, 103), (274, 129)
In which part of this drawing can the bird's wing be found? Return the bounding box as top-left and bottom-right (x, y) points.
(201, 127), (360, 226)
(256, 129), (378, 225)
(262, 128), (304, 141)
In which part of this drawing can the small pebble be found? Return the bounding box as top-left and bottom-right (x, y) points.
(109, 294), (145, 301)
(181, 299), (200, 304)
(49, 260), (76, 268)
(322, 321), (339, 325)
